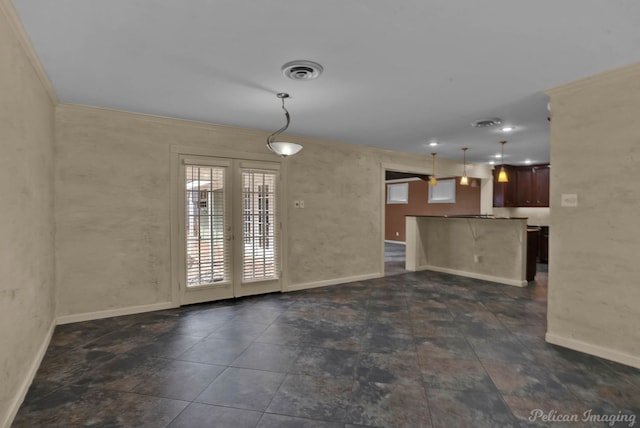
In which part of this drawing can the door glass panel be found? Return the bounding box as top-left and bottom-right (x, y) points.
(241, 170), (279, 282)
(185, 165), (229, 287)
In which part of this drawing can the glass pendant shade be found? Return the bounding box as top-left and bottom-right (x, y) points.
(267, 93), (303, 157)
(497, 141), (508, 182)
(430, 152), (437, 186)
(268, 142), (303, 157)
(460, 147), (469, 186)
(498, 167), (509, 182)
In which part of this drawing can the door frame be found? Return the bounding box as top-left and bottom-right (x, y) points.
(379, 163), (432, 276)
(170, 145), (289, 306)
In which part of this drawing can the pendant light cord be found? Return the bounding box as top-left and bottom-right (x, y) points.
(267, 96), (291, 146)
(463, 148), (467, 175)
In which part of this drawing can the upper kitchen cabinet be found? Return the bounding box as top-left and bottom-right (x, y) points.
(493, 166), (517, 207)
(493, 164), (549, 208)
(516, 168), (534, 206)
(532, 165), (550, 206)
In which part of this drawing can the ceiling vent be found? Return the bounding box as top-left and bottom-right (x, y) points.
(282, 60), (324, 81)
(471, 118), (502, 128)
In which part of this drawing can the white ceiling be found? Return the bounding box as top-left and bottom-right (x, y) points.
(12, 0), (640, 164)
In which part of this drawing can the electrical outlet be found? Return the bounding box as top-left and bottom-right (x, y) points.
(299, 200), (305, 208)
(474, 255), (481, 263)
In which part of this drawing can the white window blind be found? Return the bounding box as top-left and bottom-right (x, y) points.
(241, 169), (279, 282)
(185, 165), (230, 286)
(428, 178), (456, 204)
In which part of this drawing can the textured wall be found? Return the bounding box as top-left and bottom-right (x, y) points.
(546, 62), (640, 366)
(0, 4), (56, 425)
(406, 217), (527, 286)
(55, 107), (173, 315)
(54, 104), (492, 316)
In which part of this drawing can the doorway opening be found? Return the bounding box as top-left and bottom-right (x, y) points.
(383, 170), (431, 276)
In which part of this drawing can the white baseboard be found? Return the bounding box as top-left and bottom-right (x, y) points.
(3, 319), (56, 428)
(285, 272), (382, 293)
(545, 332), (640, 369)
(384, 240), (406, 245)
(56, 301), (176, 325)
(414, 264), (528, 287)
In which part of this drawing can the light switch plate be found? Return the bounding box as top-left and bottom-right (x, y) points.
(561, 193), (578, 207)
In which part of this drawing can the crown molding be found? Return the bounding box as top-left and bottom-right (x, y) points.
(545, 61), (640, 98)
(1, 0), (59, 105)
(57, 103), (274, 138)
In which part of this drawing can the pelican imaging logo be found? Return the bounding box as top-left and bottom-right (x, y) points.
(529, 409), (636, 426)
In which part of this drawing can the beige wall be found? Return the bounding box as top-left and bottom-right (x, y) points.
(493, 207), (550, 226)
(0, 3), (56, 425)
(54, 104), (493, 317)
(406, 216), (528, 287)
(546, 62), (640, 368)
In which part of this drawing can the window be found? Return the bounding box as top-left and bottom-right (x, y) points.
(185, 165), (229, 286)
(387, 182), (409, 204)
(242, 170), (279, 281)
(428, 178), (456, 203)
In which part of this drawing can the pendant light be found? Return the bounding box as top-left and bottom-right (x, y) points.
(267, 93), (303, 157)
(460, 147), (469, 186)
(498, 140), (509, 183)
(430, 153), (438, 186)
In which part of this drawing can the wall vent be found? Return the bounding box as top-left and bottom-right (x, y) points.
(471, 118), (502, 128)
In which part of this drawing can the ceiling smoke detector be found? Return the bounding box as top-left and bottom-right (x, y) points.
(282, 60), (324, 81)
(471, 118), (502, 128)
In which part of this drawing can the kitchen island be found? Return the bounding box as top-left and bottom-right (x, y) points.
(405, 215), (530, 287)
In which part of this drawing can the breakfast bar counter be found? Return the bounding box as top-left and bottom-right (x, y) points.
(405, 215), (529, 287)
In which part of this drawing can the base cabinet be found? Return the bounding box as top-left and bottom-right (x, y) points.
(539, 226), (549, 263)
(526, 229), (539, 281)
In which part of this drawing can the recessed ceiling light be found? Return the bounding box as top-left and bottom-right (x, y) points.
(500, 126), (515, 132)
(494, 154), (502, 158)
(489, 161), (495, 165)
(429, 142), (438, 146)
(524, 159), (532, 164)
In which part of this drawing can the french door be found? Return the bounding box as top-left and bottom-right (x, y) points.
(178, 156), (281, 305)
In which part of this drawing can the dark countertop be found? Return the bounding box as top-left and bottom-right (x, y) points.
(406, 215), (528, 220)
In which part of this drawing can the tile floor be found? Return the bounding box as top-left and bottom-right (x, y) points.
(14, 269), (640, 427)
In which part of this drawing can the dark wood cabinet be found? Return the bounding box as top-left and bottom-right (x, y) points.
(516, 168), (534, 206)
(526, 229), (539, 281)
(493, 164), (549, 208)
(539, 226), (549, 263)
(493, 166), (517, 207)
(533, 165), (550, 206)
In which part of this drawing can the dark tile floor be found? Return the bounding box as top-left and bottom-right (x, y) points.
(14, 269), (640, 427)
